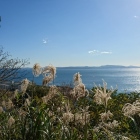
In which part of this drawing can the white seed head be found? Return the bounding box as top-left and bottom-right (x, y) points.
(0, 106), (4, 113)
(32, 63), (42, 77)
(18, 109), (27, 118)
(62, 112), (74, 124)
(49, 85), (58, 94)
(103, 120), (119, 130)
(71, 83), (87, 100)
(93, 126), (100, 132)
(42, 74), (53, 86)
(24, 98), (31, 106)
(94, 80), (114, 107)
(2, 100), (6, 108)
(121, 136), (131, 140)
(8, 116), (15, 127)
(122, 100), (140, 117)
(48, 110), (54, 117)
(7, 99), (14, 110)
(20, 78), (30, 93)
(75, 83), (85, 93)
(73, 72), (82, 86)
(100, 110), (113, 122)
(42, 96), (48, 104)
(42, 86), (59, 104)
(111, 120), (119, 128)
(74, 112), (90, 126)
(57, 107), (61, 112)
(74, 106), (90, 126)
(14, 89), (19, 98)
(42, 65), (56, 78)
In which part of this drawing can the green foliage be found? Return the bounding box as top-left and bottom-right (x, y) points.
(1, 85), (140, 140)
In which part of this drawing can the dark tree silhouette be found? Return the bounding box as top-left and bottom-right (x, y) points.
(0, 47), (29, 83)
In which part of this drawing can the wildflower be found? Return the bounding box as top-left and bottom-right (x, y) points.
(122, 100), (140, 118)
(94, 80), (114, 107)
(8, 116), (15, 127)
(32, 63), (42, 77)
(0, 106), (4, 113)
(42, 64), (56, 78)
(73, 72), (82, 86)
(20, 78), (30, 93)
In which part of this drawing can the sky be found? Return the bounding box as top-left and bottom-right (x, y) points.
(0, 0), (140, 67)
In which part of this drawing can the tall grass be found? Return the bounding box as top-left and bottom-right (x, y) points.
(0, 63), (140, 140)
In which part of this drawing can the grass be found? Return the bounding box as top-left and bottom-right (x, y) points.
(0, 65), (140, 140)
(0, 84), (140, 140)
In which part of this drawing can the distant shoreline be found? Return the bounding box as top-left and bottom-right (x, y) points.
(24, 65), (140, 69)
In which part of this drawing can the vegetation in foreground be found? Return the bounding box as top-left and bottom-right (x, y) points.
(0, 63), (140, 140)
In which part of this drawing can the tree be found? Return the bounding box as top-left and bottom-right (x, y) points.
(0, 47), (29, 83)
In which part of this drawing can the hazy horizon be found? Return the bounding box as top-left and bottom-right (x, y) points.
(24, 64), (140, 68)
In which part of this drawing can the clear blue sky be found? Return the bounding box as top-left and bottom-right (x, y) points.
(0, 0), (140, 67)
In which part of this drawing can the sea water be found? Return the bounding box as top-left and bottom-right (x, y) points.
(24, 67), (140, 93)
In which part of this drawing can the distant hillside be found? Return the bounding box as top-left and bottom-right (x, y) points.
(100, 65), (140, 68)
(24, 65), (140, 69)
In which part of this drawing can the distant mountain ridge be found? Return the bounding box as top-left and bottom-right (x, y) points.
(100, 65), (140, 68)
(24, 65), (140, 69)
(58, 65), (140, 68)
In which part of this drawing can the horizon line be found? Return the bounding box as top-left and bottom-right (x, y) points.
(25, 65), (140, 68)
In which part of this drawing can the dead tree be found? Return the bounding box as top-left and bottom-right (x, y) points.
(0, 47), (29, 84)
